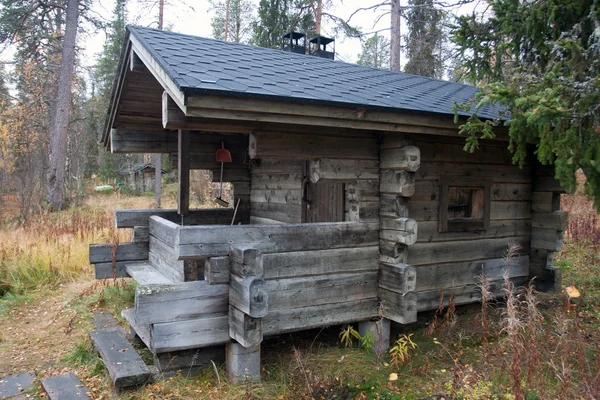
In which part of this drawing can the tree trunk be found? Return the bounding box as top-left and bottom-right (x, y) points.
(155, 0), (164, 208)
(47, 0), (79, 210)
(390, 0), (401, 72)
(316, 0), (323, 34)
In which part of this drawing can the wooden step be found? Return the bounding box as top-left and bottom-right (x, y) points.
(121, 308), (152, 351)
(90, 328), (152, 392)
(125, 263), (173, 285)
(40, 373), (92, 400)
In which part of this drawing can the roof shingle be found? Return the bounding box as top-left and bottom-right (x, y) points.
(129, 25), (501, 119)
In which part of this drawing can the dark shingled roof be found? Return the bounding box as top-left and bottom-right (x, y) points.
(129, 26), (501, 120)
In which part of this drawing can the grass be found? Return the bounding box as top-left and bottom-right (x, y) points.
(1, 182), (599, 399)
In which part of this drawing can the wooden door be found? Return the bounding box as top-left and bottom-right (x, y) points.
(304, 181), (345, 223)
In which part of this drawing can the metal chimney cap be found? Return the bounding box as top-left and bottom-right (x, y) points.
(309, 35), (335, 45)
(284, 32), (306, 40)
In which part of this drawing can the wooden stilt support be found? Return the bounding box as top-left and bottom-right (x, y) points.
(358, 319), (391, 357)
(178, 129), (190, 216)
(226, 341), (261, 383)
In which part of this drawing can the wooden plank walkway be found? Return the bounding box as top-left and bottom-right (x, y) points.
(0, 371), (35, 399)
(90, 328), (152, 392)
(40, 373), (91, 400)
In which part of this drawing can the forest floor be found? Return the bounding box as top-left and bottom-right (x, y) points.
(0, 190), (599, 399)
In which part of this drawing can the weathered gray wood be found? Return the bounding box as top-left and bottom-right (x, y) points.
(133, 226), (149, 242)
(531, 191), (553, 212)
(491, 183), (532, 201)
(262, 298), (379, 335)
(94, 261), (130, 279)
(93, 311), (121, 330)
(249, 216), (286, 225)
(416, 162), (532, 183)
(534, 176), (568, 193)
(249, 132), (378, 160)
(149, 237), (185, 282)
(380, 217), (418, 245)
(89, 242), (149, 264)
(380, 170), (416, 196)
(262, 246), (379, 279)
(0, 371), (36, 399)
(205, 256), (230, 284)
(229, 305), (262, 348)
(250, 171), (302, 190)
(229, 246), (264, 277)
(116, 208), (235, 228)
(379, 263), (416, 294)
(176, 221), (379, 259)
(416, 139), (513, 165)
(416, 276), (529, 312)
(40, 373), (92, 400)
(379, 289), (417, 324)
(126, 263), (173, 285)
(416, 219), (531, 243)
(414, 257), (530, 292)
(380, 194), (409, 218)
(154, 347), (225, 372)
(250, 189), (302, 205)
(531, 211), (568, 231)
(178, 129), (191, 215)
(151, 314), (230, 353)
(408, 200), (531, 222)
(266, 272), (377, 311)
(379, 240), (408, 264)
(226, 342), (261, 383)
(531, 227), (564, 252)
(380, 146), (420, 171)
(309, 158), (379, 183)
(122, 308), (152, 350)
(250, 202), (302, 223)
(134, 281), (229, 325)
(229, 276), (268, 318)
(148, 216), (180, 247)
(90, 328), (152, 391)
(408, 236), (530, 266)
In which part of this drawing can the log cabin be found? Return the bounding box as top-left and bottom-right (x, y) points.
(89, 26), (568, 382)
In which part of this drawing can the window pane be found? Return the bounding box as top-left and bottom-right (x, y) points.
(448, 187), (484, 220)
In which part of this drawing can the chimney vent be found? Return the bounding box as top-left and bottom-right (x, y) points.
(282, 32), (307, 54)
(309, 35), (335, 59)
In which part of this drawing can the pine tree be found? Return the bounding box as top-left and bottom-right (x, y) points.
(210, 0), (254, 43)
(403, 0), (445, 78)
(451, 0), (600, 207)
(357, 33), (390, 69)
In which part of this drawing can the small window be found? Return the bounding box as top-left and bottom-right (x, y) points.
(439, 179), (490, 232)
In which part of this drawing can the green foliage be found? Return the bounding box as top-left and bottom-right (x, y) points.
(451, 0), (600, 209)
(357, 33), (390, 69)
(339, 324), (361, 348)
(389, 333), (418, 366)
(359, 330), (375, 352)
(404, 0), (446, 78)
(252, 0), (313, 49)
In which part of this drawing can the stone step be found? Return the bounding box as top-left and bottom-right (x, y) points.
(40, 373), (91, 400)
(90, 328), (152, 393)
(125, 263), (173, 286)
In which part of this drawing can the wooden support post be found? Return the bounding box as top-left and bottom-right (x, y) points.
(229, 305), (262, 347)
(230, 246), (264, 277)
(229, 275), (268, 318)
(226, 342), (261, 383)
(178, 129), (190, 216)
(358, 319), (391, 357)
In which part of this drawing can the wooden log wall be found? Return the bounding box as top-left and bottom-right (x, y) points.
(191, 220), (385, 336)
(529, 164), (568, 292)
(248, 131), (381, 224)
(405, 134), (533, 311)
(379, 133), (420, 324)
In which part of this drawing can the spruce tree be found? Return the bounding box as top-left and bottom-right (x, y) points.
(357, 33), (390, 69)
(451, 0), (600, 207)
(403, 0), (445, 78)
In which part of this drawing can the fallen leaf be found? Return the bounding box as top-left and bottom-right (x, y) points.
(389, 373), (398, 381)
(566, 285), (580, 298)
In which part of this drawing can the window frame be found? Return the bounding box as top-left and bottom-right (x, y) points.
(438, 177), (491, 233)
